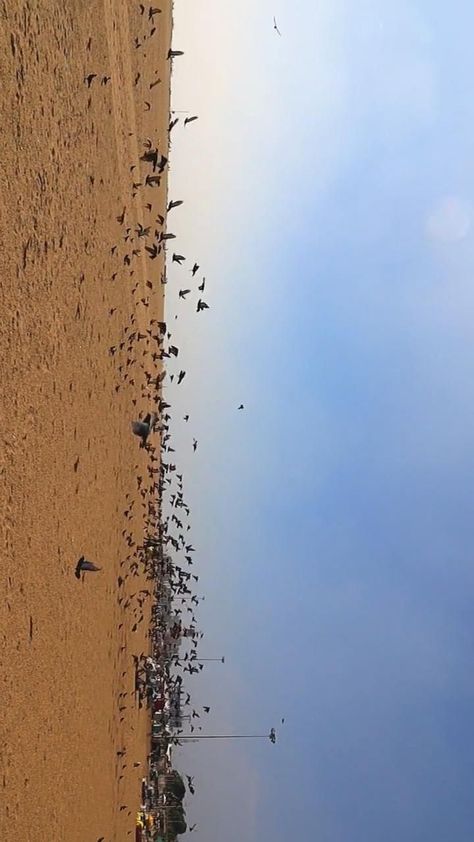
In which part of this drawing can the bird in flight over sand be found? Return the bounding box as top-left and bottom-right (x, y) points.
(84, 73), (97, 87)
(273, 16), (282, 35)
(145, 243), (159, 259)
(75, 556), (101, 579)
(132, 413), (156, 447)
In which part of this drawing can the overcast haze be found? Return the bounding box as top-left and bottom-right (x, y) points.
(163, 3), (474, 841)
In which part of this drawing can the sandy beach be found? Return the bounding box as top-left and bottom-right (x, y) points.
(0, 2), (172, 839)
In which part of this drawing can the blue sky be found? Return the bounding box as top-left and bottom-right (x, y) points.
(164, 2), (474, 841)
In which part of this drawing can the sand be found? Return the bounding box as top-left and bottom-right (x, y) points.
(0, 2), (172, 839)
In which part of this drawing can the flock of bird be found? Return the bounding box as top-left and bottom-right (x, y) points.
(79, 8), (286, 840)
(79, 5), (238, 839)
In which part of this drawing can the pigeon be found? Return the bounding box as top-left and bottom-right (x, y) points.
(196, 299), (209, 312)
(145, 243), (159, 259)
(184, 115), (199, 126)
(167, 49), (184, 59)
(131, 413), (156, 446)
(172, 253), (185, 264)
(145, 174), (161, 187)
(191, 263), (199, 276)
(198, 278), (205, 292)
(179, 289), (191, 299)
(168, 200), (183, 211)
(75, 556), (101, 579)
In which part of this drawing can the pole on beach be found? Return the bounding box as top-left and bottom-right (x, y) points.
(173, 728), (277, 743)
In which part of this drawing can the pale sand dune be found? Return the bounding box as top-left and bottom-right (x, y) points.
(0, 2), (172, 840)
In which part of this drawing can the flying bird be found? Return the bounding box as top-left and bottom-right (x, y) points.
(131, 413), (156, 446)
(140, 148), (158, 168)
(145, 243), (159, 259)
(184, 115), (199, 126)
(177, 370), (186, 385)
(172, 253), (185, 264)
(179, 289), (191, 299)
(196, 299), (209, 312)
(75, 556), (101, 579)
(191, 263), (199, 276)
(167, 199), (183, 211)
(238, 404), (244, 410)
(192, 439), (198, 452)
(273, 16), (282, 35)
(84, 73), (97, 87)
(198, 278), (205, 292)
(167, 49), (184, 59)
(145, 174), (161, 187)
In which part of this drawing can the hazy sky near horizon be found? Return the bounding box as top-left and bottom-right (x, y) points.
(163, 3), (474, 841)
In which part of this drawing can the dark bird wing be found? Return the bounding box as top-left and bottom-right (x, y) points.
(81, 561), (101, 573)
(75, 555), (85, 579)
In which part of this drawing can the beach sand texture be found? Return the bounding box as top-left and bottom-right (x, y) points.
(0, 2), (172, 839)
